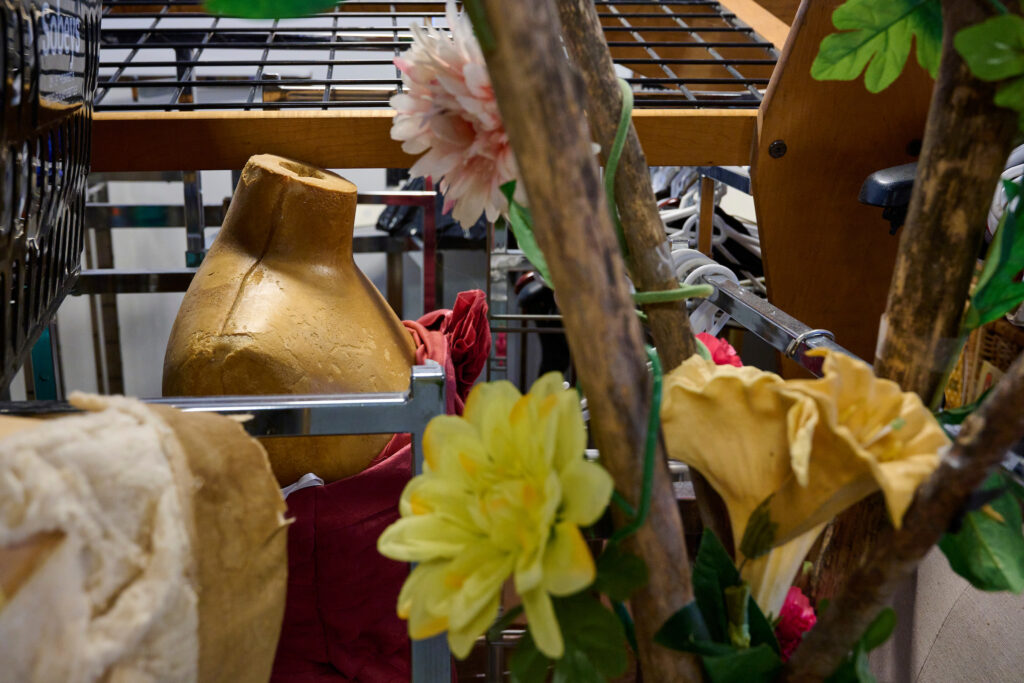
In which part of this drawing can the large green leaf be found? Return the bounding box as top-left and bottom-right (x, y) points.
(954, 14), (1024, 82)
(205, 0), (339, 18)
(593, 543), (649, 602)
(501, 181), (553, 286)
(509, 631), (551, 683)
(963, 180), (1024, 331)
(811, 0), (943, 93)
(939, 473), (1024, 592)
(554, 594), (629, 681)
(702, 644), (782, 683)
(691, 530), (740, 643)
(826, 608), (896, 683)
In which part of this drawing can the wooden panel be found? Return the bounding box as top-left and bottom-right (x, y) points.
(755, 0), (802, 25)
(717, 0), (792, 48)
(751, 0), (933, 366)
(91, 109), (757, 171)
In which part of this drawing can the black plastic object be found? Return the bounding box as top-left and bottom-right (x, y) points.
(859, 162), (917, 235)
(375, 176), (487, 241)
(1, 0), (101, 388)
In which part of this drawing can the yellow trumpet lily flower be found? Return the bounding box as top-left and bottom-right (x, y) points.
(661, 351), (947, 616)
(378, 373), (613, 659)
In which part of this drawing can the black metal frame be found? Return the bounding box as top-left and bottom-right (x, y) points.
(96, 0), (778, 112)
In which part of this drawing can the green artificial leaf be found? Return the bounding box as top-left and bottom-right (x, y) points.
(939, 473), (1024, 592)
(963, 182), (1024, 331)
(934, 388), (992, 428)
(204, 0), (339, 18)
(859, 606), (897, 651)
(954, 14), (1024, 82)
(1001, 469), (1024, 506)
(826, 608), (895, 683)
(654, 601), (716, 653)
(593, 543), (649, 602)
(724, 584), (751, 649)
(509, 630), (551, 683)
(702, 644), (782, 683)
(501, 181), (553, 286)
(692, 530), (741, 642)
(739, 496), (778, 560)
(657, 531), (780, 657)
(553, 593), (629, 681)
(811, 0), (943, 93)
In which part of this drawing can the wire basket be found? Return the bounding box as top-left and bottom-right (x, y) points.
(945, 319), (1024, 409)
(1, 0), (100, 388)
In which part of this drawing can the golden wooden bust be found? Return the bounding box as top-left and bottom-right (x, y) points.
(163, 155), (415, 485)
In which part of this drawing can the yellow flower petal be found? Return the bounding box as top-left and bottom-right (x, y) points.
(400, 562), (452, 639)
(559, 459), (614, 527)
(552, 389), (587, 474)
(522, 587), (564, 658)
(446, 547), (515, 631)
(448, 592), (501, 659)
(378, 514), (478, 562)
(423, 415), (487, 478)
(542, 522), (596, 596)
(742, 524), (824, 617)
(661, 355), (817, 554)
(464, 380), (522, 450)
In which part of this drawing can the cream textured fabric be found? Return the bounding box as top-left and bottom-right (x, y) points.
(0, 394), (199, 683)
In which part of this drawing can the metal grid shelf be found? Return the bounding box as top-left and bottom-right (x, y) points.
(96, 0), (778, 113)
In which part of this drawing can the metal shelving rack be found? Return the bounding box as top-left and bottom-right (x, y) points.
(0, 359), (453, 681)
(95, 0), (776, 113)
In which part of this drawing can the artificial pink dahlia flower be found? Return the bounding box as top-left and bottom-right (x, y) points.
(775, 586), (817, 661)
(390, 0), (521, 230)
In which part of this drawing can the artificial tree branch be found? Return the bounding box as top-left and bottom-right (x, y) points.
(554, 0), (733, 551)
(468, 1), (702, 679)
(811, 0), (1020, 600)
(784, 350), (1024, 681)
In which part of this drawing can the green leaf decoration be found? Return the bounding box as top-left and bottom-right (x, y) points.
(826, 608), (896, 683)
(554, 594), (629, 682)
(963, 179), (1024, 332)
(811, 0), (943, 93)
(724, 584), (752, 649)
(500, 181), (553, 286)
(934, 388), (992, 429)
(656, 530), (780, 657)
(692, 530), (741, 643)
(509, 631), (551, 683)
(858, 606), (897, 651)
(702, 644), (782, 683)
(738, 496), (778, 560)
(593, 543), (649, 602)
(204, 0), (339, 18)
(938, 472), (1024, 592)
(955, 14), (1024, 82)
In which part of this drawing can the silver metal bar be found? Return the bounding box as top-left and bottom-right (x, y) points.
(702, 273), (856, 375)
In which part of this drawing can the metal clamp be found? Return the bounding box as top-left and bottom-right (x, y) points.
(785, 328), (835, 358)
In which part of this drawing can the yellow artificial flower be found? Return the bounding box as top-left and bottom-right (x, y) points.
(377, 373), (613, 659)
(661, 351), (948, 616)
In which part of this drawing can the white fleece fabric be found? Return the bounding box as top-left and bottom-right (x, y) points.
(0, 394), (198, 683)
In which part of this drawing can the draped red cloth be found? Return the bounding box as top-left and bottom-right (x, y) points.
(271, 290), (490, 683)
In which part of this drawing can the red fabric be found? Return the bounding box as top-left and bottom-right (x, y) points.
(271, 290), (490, 683)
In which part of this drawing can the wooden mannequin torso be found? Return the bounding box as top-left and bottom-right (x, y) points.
(163, 155), (416, 485)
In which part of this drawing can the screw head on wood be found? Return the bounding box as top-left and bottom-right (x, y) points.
(769, 139), (787, 159)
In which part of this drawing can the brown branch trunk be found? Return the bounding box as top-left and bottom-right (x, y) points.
(810, 0), (1020, 601)
(784, 350), (1024, 681)
(554, 0), (734, 551)
(470, 1), (701, 679)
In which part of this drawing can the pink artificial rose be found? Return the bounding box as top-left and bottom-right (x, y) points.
(696, 332), (743, 367)
(775, 587), (817, 661)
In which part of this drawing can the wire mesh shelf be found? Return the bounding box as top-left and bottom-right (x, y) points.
(96, 0), (778, 113)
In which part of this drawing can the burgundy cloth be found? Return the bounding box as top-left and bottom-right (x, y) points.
(271, 290), (490, 683)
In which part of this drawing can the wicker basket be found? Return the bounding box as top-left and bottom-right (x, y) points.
(945, 319), (1024, 408)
